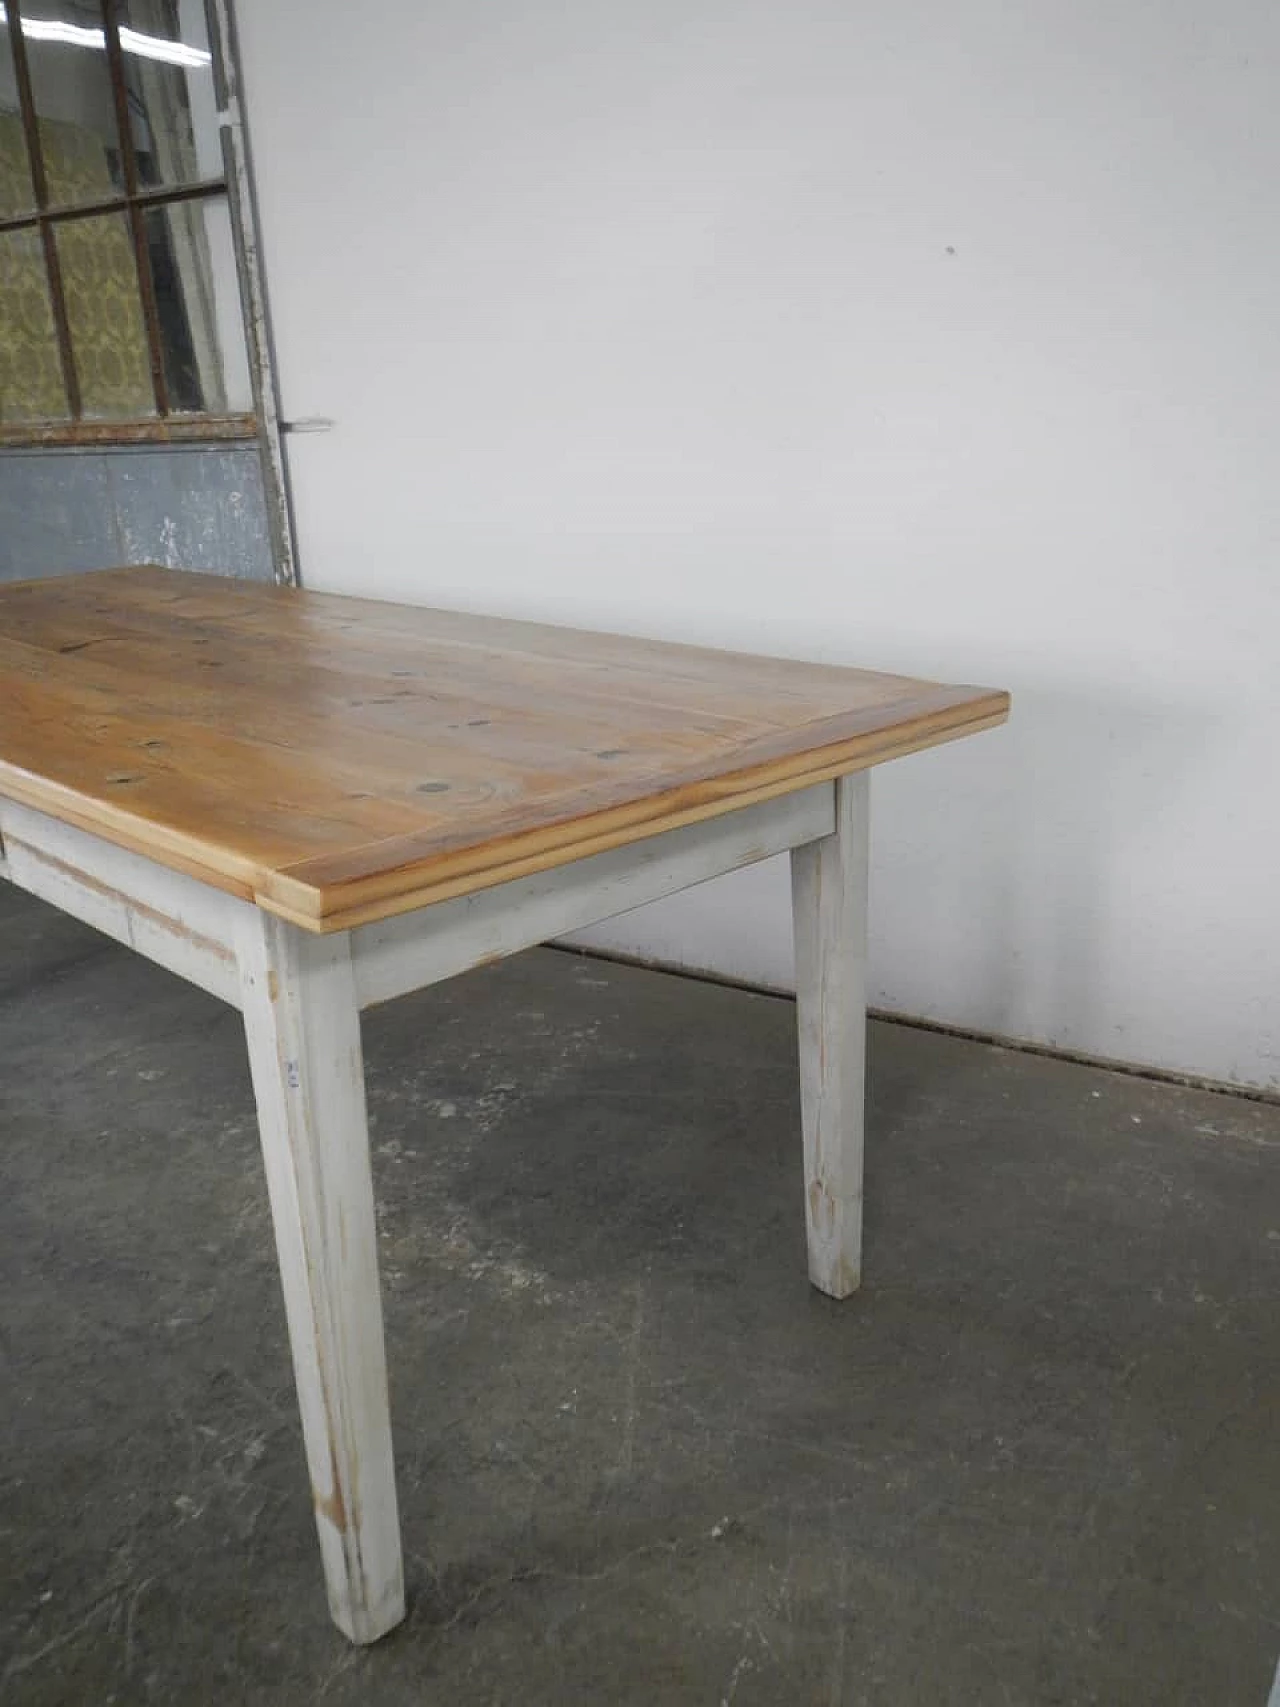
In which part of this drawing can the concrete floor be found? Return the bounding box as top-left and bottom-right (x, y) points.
(1, 881), (1278, 1706)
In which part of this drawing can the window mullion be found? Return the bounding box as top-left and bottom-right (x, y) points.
(101, 0), (171, 417)
(5, 0), (82, 419)
(0, 181), (230, 236)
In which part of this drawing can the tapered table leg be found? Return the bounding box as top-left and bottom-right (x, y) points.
(790, 772), (871, 1299)
(237, 910), (404, 1643)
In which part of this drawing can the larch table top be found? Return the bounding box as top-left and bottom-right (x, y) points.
(0, 567), (1008, 930)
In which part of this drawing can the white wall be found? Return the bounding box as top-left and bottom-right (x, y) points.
(236, 0), (1280, 1091)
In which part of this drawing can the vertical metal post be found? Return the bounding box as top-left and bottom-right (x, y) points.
(208, 0), (299, 585)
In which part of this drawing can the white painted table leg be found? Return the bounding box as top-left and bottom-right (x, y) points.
(236, 910), (404, 1643)
(790, 772), (871, 1299)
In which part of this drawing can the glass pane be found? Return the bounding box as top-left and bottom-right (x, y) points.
(0, 18), (39, 216)
(56, 211), (154, 416)
(15, 2), (125, 209)
(146, 194), (250, 412)
(117, 0), (219, 189)
(0, 226), (68, 420)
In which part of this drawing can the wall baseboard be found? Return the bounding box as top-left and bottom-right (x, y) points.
(551, 943), (1280, 1110)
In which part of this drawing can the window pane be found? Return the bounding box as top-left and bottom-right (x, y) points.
(14, 2), (125, 209)
(56, 211), (154, 416)
(117, 0), (219, 190)
(0, 226), (68, 420)
(0, 19), (39, 216)
(146, 194), (250, 413)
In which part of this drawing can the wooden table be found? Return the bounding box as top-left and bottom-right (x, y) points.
(0, 566), (1008, 1643)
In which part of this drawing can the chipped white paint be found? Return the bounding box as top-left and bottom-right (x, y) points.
(0, 774), (874, 1641)
(0, 799), (243, 1006)
(353, 783), (834, 1009)
(236, 910), (403, 1643)
(791, 772), (870, 1298)
(0, 447), (275, 588)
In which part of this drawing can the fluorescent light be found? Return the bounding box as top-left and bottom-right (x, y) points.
(0, 5), (211, 68)
(119, 26), (211, 68)
(0, 8), (103, 49)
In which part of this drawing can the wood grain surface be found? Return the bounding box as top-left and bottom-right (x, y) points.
(0, 567), (1009, 930)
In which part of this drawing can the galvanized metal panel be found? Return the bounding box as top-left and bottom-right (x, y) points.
(0, 444), (273, 583)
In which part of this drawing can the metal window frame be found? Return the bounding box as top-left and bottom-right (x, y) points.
(208, 0), (296, 585)
(0, 0), (297, 584)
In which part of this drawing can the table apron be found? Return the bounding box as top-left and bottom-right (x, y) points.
(351, 781), (836, 1010)
(0, 780), (837, 1015)
(0, 799), (247, 1008)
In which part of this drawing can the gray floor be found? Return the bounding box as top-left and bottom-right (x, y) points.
(1, 881), (1278, 1707)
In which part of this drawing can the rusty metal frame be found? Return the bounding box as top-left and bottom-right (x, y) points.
(0, 176), (233, 234)
(0, 412), (256, 446)
(1, 0), (235, 433)
(1, 0), (297, 583)
(207, 0), (297, 583)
